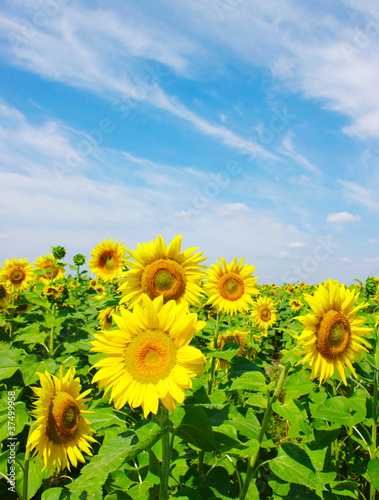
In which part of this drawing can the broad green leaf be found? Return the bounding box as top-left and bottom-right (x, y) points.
(41, 488), (71, 500)
(208, 342), (240, 361)
(20, 356), (57, 386)
(0, 400), (28, 441)
(270, 444), (325, 490)
(284, 369), (315, 399)
(0, 350), (21, 381)
(71, 422), (162, 486)
(311, 395), (365, 426)
(367, 459), (379, 491)
(176, 406), (218, 451)
(229, 371), (274, 392)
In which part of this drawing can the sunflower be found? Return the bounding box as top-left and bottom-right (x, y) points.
(251, 296), (277, 333)
(297, 278), (372, 385)
(119, 234), (206, 307)
(98, 305), (120, 330)
(203, 256), (258, 316)
(91, 295), (206, 417)
(0, 283), (11, 308)
(89, 239), (127, 281)
(289, 298), (303, 312)
(34, 254), (65, 283)
(27, 366), (96, 472)
(0, 257), (34, 291)
(215, 330), (250, 370)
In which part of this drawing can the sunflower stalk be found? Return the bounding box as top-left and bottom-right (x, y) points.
(49, 304), (56, 357)
(238, 360), (291, 500)
(370, 326), (379, 500)
(158, 404), (171, 500)
(208, 309), (221, 395)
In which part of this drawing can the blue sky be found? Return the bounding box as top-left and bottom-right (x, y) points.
(0, 0), (379, 285)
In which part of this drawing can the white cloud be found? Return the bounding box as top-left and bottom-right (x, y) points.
(326, 211), (361, 223)
(277, 251), (291, 259)
(339, 179), (379, 209)
(368, 238), (379, 244)
(288, 241), (306, 248)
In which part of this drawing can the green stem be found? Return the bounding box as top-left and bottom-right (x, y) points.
(370, 327), (379, 500)
(9, 286), (15, 345)
(208, 309), (221, 395)
(238, 360), (291, 500)
(159, 405), (171, 500)
(49, 304), (56, 357)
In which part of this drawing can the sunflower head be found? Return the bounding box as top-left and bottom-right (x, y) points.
(119, 234), (206, 307)
(0, 257), (34, 291)
(297, 278), (372, 385)
(27, 366), (96, 472)
(98, 305), (120, 330)
(251, 296), (277, 333)
(215, 330), (250, 370)
(34, 254), (65, 283)
(289, 298), (303, 312)
(89, 239), (127, 282)
(203, 256), (258, 316)
(91, 294), (206, 417)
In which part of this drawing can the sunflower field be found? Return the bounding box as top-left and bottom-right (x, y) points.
(0, 235), (379, 500)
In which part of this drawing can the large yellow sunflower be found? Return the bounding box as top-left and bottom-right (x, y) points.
(297, 278), (372, 385)
(89, 239), (127, 281)
(203, 256), (259, 315)
(91, 295), (206, 417)
(34, 254), (65, 283)
(0, 257), (34, 291)
(251, 296), (277, 333)
(27, 366), (96, 472)
(119, 234), (206, 306)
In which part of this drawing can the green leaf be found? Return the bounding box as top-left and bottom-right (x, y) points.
(70, 422), (163, 488)
(176, 406), (218, 451)
(311, 395), (365, 426)
(229, 371), (274, 392)
(0, 350), (21, 381)
(0, 400), (28, 441)
(284, 369), (315, 399)
(41, 488), (70, 500)
(19, 356), (57, 386)
(208, 342), (240, 361)
(14, 455), (51, 500)
(270, 444), (325, 491)
(367, 459), (379, 491)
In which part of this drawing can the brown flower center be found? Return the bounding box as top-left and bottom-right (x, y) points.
(10, 267), (26, 283)
(260, 307), (271, 321)
(140, 259), (187, 302)
(46, 392), (80, 444)
(316, 310), (351, 359)
(218, 272), (244, 301)
(99, 251), (119, 273)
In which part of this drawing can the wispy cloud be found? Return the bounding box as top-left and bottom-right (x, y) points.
(326, 211), (361, 223)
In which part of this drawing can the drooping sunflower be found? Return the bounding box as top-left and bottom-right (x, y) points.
(0, 283), (11, 308)
(289, 298), (303, 312)
(119, 234), (206, 307)
(251, 296), (277, 333)
(91, 295), (206, 417)
(89, 239), (127, 282)
(0, 257), (34, 291)
(215, 330), (250, 370)
(34, 254), (65, 283)
(203, 256), (259, 316)
(297, 278), (372, 385)
(27, 366), (96, 472)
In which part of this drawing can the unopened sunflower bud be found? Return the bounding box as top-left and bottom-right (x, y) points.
(73, 254), (86, 267)
(52, 245), (66, 261)
(365, 277), (377, 296)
